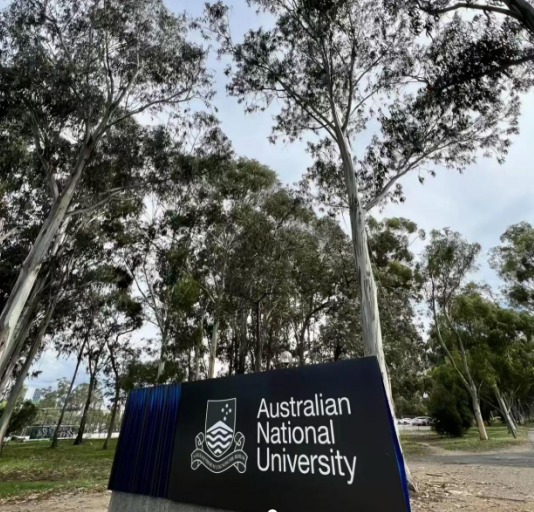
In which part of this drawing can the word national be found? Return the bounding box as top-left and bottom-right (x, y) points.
(256, 394), (357, 485)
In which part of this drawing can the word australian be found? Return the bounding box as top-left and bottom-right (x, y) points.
(256, 394), (357, 485)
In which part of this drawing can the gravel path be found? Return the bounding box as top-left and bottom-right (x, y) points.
(410, 429), (534, 468)
(410, 429), (534, 511)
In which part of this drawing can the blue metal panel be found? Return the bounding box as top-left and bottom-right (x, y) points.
(108, 383), (182, 498)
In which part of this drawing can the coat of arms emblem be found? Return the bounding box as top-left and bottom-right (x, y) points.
(191, 398), (247, 474)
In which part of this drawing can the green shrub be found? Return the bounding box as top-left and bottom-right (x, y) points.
(429, 365), (472, 437)
(7, 401), (38, 435)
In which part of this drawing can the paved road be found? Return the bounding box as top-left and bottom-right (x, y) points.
(411, 429), (534, 469)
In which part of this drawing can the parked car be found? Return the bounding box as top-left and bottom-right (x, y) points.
(412, 416), (433, 426)
(397, 418), (414, 425)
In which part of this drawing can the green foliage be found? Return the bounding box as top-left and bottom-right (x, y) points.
(6, 400), (37, 435)
(207, 0), (517, 214)
(429, 366), (473, 437)
(388, 0), (533, 117)
(491, 222), (534, 312)
(122, 360), (185, 390)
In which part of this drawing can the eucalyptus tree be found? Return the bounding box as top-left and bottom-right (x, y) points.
(100, 292), (143, 449)
(206, 1), (516, 457)
(0, 0), (213, 370)
(445, 286), (534, 437)
(166, 157), (282, 378)
(0, 281), (61, 451)
(423, 229), (489, 440)
(368, 218), (427, 406)
(72, 279), (141, 446)
(491, 222), (534, 312)
(285, 216), (352, 366)
(388, 0), (534, 106)
(118, 120), (232, 380)
(0, 115), (150, 391)
(225, 187), (316, 371)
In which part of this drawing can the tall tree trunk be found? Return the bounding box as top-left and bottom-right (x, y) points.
(0, 147), (91, 367)
(0, 318), (32, 400)
(337, 133), (389, 397)
(51, 338), (86, 449)
(470, 389), (488, 440)
(266, 326), (274, 371)
(233, 315), (239, 374)
(334, 340), (343, 362)
(74, 368), (97, 445)
(0, 295), (57, 452)
(187, 349), (192, 381)
(332, 117), (416, 488)
(443, 311), (489, 441)
(208, 317), (219, 379)
(0, 274), (47, 391)
(228, 323), (235, 376)
(156, 330), (168, 380)
(254, 301), (262, 373)
(297, 325), (306, 366)
(512, 401), (524, 425)
(193, 315), (203, 382)
(103, 385), (120, 450)
(237, 309), (248, 374)
(493, 384), (517, 438)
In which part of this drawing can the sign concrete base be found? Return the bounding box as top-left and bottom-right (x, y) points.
(109, 491), (231, 512)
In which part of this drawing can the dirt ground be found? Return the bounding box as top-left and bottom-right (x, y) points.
(410, 429), (534, 511)
(3, 432), (534, 512)
(1, 492), (111, 512)
(410, 460), (534, 511)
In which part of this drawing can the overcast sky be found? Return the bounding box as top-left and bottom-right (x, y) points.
(9, 0), (532, 395)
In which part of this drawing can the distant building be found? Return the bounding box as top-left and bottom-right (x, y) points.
(32, 388), (42, 404)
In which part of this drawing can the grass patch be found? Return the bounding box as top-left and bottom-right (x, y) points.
(0, 438), (116, 501)
(401, 425), (530, 456)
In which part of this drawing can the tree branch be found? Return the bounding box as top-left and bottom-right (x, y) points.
(423, 2), (523, 21)
(0, 227), (20, 245)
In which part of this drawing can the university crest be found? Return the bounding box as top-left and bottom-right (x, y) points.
(191, 398), (248, 474)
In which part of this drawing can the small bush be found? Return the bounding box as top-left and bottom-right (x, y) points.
(429, 366), (472, 437)
(7, 401), (38, 435)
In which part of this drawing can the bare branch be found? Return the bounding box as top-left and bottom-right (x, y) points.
(423, 2), (523, 21)
(0, 227), (20, 245)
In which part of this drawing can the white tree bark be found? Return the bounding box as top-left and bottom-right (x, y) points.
(444, 313), (489, 441)
(254, 302), (262, 373)
(0, 293), (58, 450)
(471, 390), (489, 441)
(193, 314), (204, 382)
(494, 383), (517, 438)
(208, 318), (219, 379)
(0, 227), (20, 245)
(0, 271), (48, 392)
(0, 293), (42, 398)
(157, 331), (168, 380)
(335, 131), (393, 403)
(0, 147), (89, 369)
(329, 114), (416, 488)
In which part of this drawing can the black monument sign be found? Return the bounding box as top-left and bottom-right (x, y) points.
(109, 357), (411, 512)
(167, 357), (410, 512)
